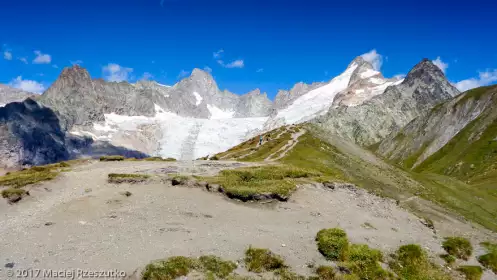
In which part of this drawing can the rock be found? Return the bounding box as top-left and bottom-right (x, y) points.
(322, 181), (336, 190)
(121, 191), (132, 197)
(44, 222), (54, 226)
(195, 181), (209, 189)
(7, 194), (22, 204)
(5, 262), (15, 268)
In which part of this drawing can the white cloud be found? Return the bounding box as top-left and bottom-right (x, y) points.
(52, 64), (59, 69)
(360, 49), (383, 71)
(8, 76), (45, 94)
(19, 57), (28, 64)
(394, 74), (406, 79)
(204, 66), (212, 73)
(256, 68), (264, 73)
(218, 59), (244, 69)
(177, 69), (189, 79)
(3, 51), (12, 60)
(141, 72), (154, 80)
(70, 60), (83, 65)
(33, 50), (52, 64)
(102, 63), (133, 82)
(432, 56), (448, 73)
(454, 69), (497, 92)
(213, 49), (224, 59)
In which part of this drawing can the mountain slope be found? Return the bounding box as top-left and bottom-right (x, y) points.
(376, 85), (497, 171)
(0, 84), (33, 106)
(215, 123), (497, 231)
(313, 59), (459, 146)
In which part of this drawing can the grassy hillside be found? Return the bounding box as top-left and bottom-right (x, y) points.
(214, 123), (497, 231)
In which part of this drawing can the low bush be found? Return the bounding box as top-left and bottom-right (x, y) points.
(478, 242), (497, 274)
(244, 247), (286, 273)
(142, 256), (197, 280)
(316, 228), (349, 261)
(442, 237), (473, 260)
(389, 244), (451, 280)
(198, 255), (237, 278)
(108, 173), (150, 184)
(99, 155), (125, 161)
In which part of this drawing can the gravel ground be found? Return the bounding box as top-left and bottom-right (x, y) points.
(0, 160), (496, 280)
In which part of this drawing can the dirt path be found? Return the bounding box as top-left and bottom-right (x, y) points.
(0, 161), (496, 279)
(265, 129), (306, 161)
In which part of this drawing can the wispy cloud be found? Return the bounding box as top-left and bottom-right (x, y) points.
(454, 69), (497, 92)
(204, 66), (212, 73)
(256, 68), (264, 73)
(102, 63), (133, 82)
(177, 69), (189, 79)
(9, 76), (45, 93)
(360, 49), (383, 71)
(394, 74), (406, 80)
(3, 51), (12, 60)
(432, 56), (448, 73)
(19, 57), (28, 64)
(213, 49), (224, 59)
(70, 60), (83, 66)
(33, 50), (51, 64)
(217, 59), (244, 69)
(52, 64), (59, 69)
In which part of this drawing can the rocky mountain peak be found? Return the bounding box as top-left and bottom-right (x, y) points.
(46, 65), (93, 96)
(401, 58), (459, 97)
(347, 56), (373, 70)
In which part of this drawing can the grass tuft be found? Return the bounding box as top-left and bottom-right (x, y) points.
(100, 155), (125, 161)
(343, 244), (392, 280)
(439, 254), (456, 266)
(143, 157), (177, 162)
(315, 266), (336, 280)
(198, 255), (237, 278)
(478, 241), (497, 274)
(244, 247), (286, 273)
(142, 256), (197, 280)
(442, 237), (473, 260)
(108, 173), (150, 184)
(457, 265), (483, 280)
(389, 244), (451, 280)
(316, 228), (349, 261)
(1, 187), (26, 198)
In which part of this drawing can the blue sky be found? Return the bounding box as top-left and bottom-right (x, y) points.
(1, 0), (497, 98)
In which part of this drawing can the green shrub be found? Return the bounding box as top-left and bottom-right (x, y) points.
(108, 173), (150, 183)
(442, 237), (473, 260)
(316, 228), (349, 261)
(478, 251), (497, 274)
(457, 266), (483, 280)
(389, 244), (451, 280)
(344, 244), (392, 279)
(244, 247), (286, 273)
(99, 155), (125, 161)
(210, 156), (219, 160)
(198, 255), (237, 278)
(142, 256), (197, 280)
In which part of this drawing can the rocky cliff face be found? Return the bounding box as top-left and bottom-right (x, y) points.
(313, 59), (460, 146)
(376, 85), (497, 173)
(272, 81), (325, 111)
(0, 98), (69, 167)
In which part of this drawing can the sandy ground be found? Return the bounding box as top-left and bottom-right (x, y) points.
(0, 160), (496, 280)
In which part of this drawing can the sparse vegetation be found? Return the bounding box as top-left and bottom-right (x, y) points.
(1, 187), (26, 199)
(442, 237), (472, 260)
(478, 241), (497, 274)
(108, 173), (150, 184)
(244, 247), (286, 273)
(203, 165), (320, 201)
(315, 266), (336, 280)
(389, 244), (451, 280)
(439, 254), (456, 266)
(99, 155), (125, 161)
(142, 256), (197, 280)
(143, 157), (177, 162)
(316, 228), (349, 261)
(361, 222), (376, 230)
(198, 255), (237, 278)
(457, 265), (483, 280)
(343, 244), (392, 279)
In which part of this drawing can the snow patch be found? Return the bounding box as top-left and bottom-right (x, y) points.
(193, 91), (203, 106)
(355, 89), (365, 94)
(0, 103), (5, 108)
(207, 104), (235, 119)
(273, 63), (358, 124)
(370, 78), (385, 85)
(360, 69), (379, 79)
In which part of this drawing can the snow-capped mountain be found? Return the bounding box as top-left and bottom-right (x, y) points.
(0, 55), (458, 166)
